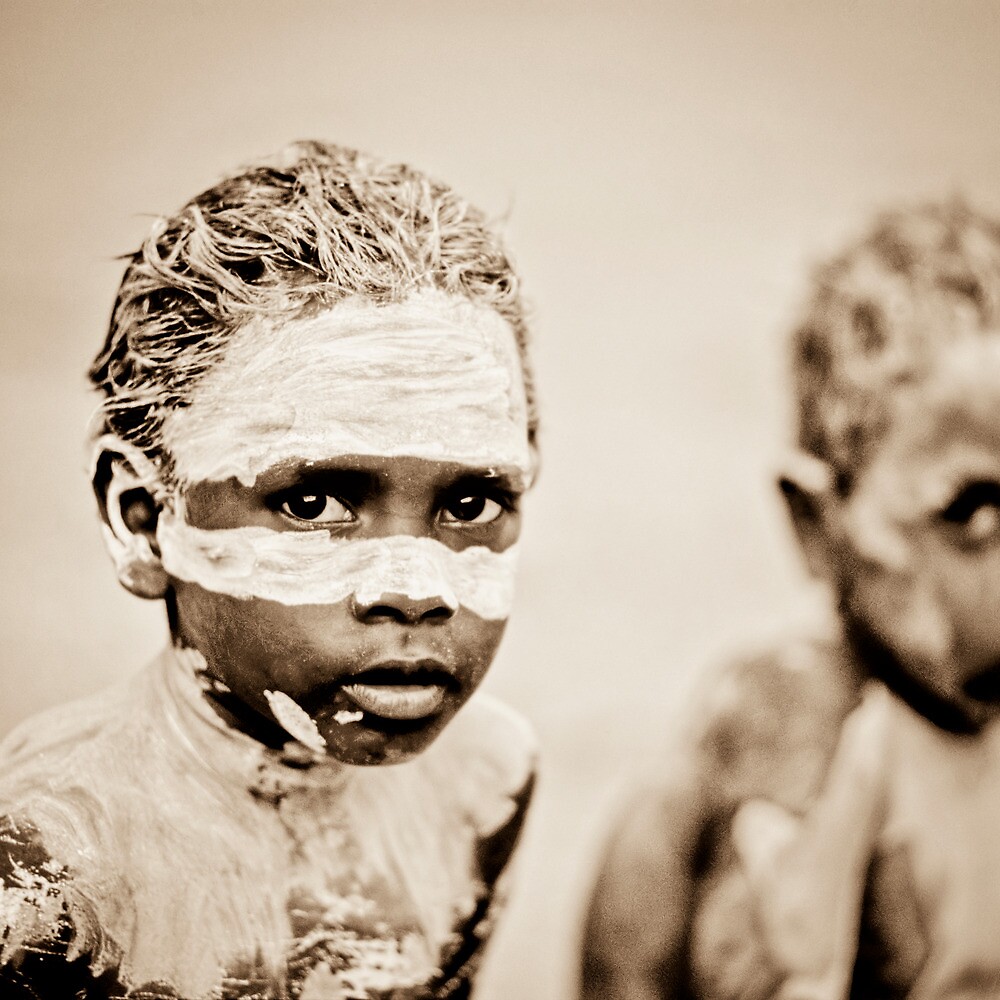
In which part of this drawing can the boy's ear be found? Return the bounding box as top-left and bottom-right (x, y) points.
(777, 450), (841, 580)
(91, 437), (170, 600)
(526, 439), (541, 488)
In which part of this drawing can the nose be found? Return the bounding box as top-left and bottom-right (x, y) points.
(350, 591), (457, 625)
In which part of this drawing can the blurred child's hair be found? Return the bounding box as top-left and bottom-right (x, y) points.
(791, 201), (1000, 491)
(89, 140), (535, 483)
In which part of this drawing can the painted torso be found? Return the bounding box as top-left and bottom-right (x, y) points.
(0, 650), (535, 999)
(684, 642), (1000, 1000)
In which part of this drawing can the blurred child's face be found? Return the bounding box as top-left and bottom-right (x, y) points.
(835, 335), (1000, 727)
(156, 291), (532, 765)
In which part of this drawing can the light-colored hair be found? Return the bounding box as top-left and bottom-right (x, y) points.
(90, 140), (536, 482)
(791, 200), (1000, 490)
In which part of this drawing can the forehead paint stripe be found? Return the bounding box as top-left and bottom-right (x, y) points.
(156, 512), (518, 621)
(162, 291), (531, 487)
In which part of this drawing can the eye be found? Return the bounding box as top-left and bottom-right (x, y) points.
(278, 492), (354, 524)
(940, 480), (1000, 547)
(440, 494), (505, 525)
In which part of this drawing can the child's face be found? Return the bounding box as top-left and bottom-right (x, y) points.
(156, 291), (532, 765)
(834, 335), (1000, 727)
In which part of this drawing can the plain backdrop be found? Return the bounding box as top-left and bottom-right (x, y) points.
(3, 3), (1000, 997)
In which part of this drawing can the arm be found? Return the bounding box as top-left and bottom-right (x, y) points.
(431, 768), (537, 998)
(0, 814), (70, 965)
(0, 813), (121, 999)
(581, 642), (866, 1000)
(580, 759), (709, 1000)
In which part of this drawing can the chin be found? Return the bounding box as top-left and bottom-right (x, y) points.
(322, 715), (451, 766)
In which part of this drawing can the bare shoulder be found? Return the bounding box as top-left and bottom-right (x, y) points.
(0, 812), (134, 996)
(596, 635), (863, 828)
(0, 674), (136, 771)
(447, 692), (537, 795)
(688, 635), (863, 812)
(424, 694), (537, 891)
(580, 636), (863, 999)
(423, 693), (536, 841)
(0, 813), (72, 969)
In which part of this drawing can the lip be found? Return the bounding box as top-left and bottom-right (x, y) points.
(340, 659), (456, 721)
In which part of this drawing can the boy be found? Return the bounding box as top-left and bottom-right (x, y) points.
(0, 141), (538, 999)
(582, 202), (1000, 999)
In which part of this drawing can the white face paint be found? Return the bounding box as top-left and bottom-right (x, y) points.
(262, 689), (327, 752)
(161, 289), (532, 488)
(156, 509), (519, 620)
(153, 291), (528, 621)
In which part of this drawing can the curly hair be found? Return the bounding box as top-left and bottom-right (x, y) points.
(791, 200), (1000, 491)
(89, 140), (536, 482)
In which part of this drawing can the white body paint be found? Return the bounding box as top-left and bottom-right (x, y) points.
(0, 647), (538, 998)
(263, 690), (327, 753)
(95, 293), (528, 739)
(156, 509), (518, 620)
(161, 290), (532, 487)
(97, 292), (529, 618)
(333, 709), (364, 725)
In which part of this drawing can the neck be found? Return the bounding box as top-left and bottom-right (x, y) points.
(161, 643), (347, 800)
(199, 682), (300, 754)
(841, 611), (980, 736)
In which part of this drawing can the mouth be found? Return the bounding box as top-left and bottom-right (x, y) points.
(338, 661), (457, 722)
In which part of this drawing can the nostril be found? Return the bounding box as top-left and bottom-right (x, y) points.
(420, 604), (455, 622)
(357, 602), (410, 624)
(351, 593), (457, 624)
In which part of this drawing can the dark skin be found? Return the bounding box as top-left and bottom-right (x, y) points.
(133, 454), (528, 766)
(582, 346), (1000, 998)
(15, 450), (536, 999)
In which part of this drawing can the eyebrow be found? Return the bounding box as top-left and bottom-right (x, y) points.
(251, 458), (530, 495)
(450, 467), (529, 491)
(256, 465), (376, 497)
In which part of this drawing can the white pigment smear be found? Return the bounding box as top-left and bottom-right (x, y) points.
(161, 290), (532, 487)
(157, 509), (518, 620)
(263, 689), (327, 753)
(333, 709), (365, 725)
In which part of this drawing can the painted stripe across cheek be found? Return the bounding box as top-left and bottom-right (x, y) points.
(156, 511), (518, 620)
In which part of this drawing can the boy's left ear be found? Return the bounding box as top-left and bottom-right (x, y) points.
(777, 450), (841, 580)
(526, 440), (541, 488)
(91, 436), (170, 600)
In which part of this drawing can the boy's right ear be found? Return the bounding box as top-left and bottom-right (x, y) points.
(91, 437), (170, 600)
(777, 450), (840, 580)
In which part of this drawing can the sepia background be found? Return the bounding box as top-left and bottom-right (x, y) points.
(3, 2), (1000, 996)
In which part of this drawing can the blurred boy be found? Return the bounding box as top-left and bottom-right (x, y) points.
(582, 202), (1000, 999)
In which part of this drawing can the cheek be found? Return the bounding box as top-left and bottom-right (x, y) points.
(936, 549), (1000, 669)
(159, 512), (519, 621)
(454, 616), (508, 683)
(847, 538), (1000, 690)
(173, 581), (507, 691)
(845, 555), (955, 668)
(173, 583), (355, 692)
